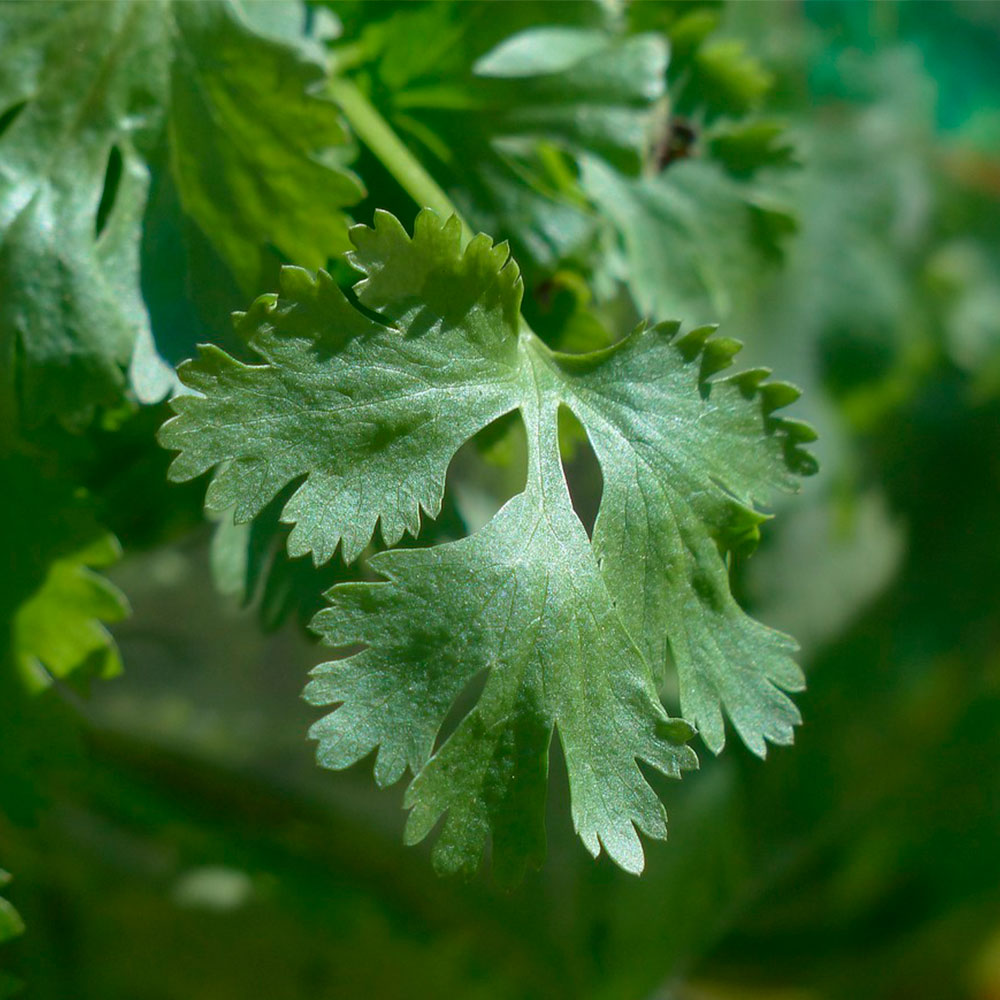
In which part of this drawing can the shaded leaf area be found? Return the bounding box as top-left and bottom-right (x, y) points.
(160, 209), (813, 875)
(0, 0), (362, 431)
(210, 484), (468, 633)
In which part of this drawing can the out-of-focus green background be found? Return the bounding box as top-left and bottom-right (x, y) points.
(2, 1), (999, 997)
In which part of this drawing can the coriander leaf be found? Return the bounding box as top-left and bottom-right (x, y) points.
(310, 479), (696, 881)
(681, 38), (774, 121)
(580, 154), (796, 325)
(161, 212), (522, 564)
(0, 0), (362, 429)
(629, 3), (773, 121)
(160, 210), (814, 875)
(559, 325), (815, 753)
(468, 27), (665, 172)
(0, 1), (159, 429)
(0, 455), (128, 690)
(592, 1), (799, 328)
(167, 1), (363, 292)
(472, 26), (612, 78)
(0, 870), (23, 945)
(707, 119), (798, 178)
(13, 532), (128, 692)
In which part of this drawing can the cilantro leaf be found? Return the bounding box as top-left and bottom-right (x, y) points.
(575, 0), (800, 328)
(0, 866), (23, 999)
(564, 325), (814, 753)
(310, 482), (695, 880)
(0, 870), (23, 945)
(160, 209), (815, 875)
(1, 455), (128, 690)
(12, 532), (127, 693)
(630, 3), (774, 121)
(163, 212), (522, 564)
(581, 155), (796, 325)
(167, 2), (363, 291)
(680, 37), (774, 121)
(0, 0), (362, 429)
(707, 119), (798, 178)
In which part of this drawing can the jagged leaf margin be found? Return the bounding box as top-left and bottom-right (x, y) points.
(159, 210), (816, 877)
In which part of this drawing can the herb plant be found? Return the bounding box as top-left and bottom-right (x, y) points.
(5, 2), (1000, 998)
(0, 0), (817, 882)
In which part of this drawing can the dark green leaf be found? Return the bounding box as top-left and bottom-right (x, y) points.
(0, 0), (362, 430)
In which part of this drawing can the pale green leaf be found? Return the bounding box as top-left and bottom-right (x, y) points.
(160, 210), (815, 875)
(163, 212), (522, 564)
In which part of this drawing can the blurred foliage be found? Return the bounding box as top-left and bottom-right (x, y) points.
(1, 0), (999, 998)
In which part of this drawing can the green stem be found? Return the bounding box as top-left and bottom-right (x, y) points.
(330, 77), (474, 244)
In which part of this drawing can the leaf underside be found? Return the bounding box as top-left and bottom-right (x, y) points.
(160, 209), (816, 878)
